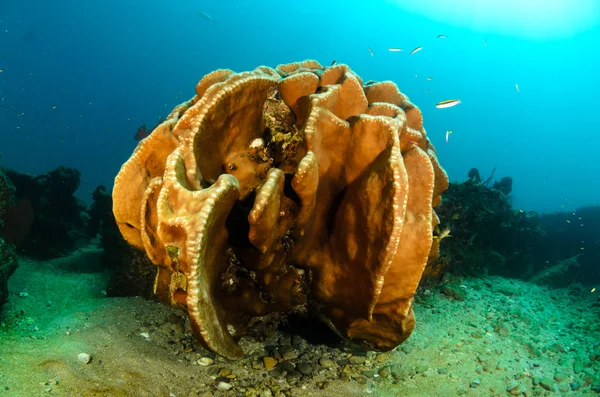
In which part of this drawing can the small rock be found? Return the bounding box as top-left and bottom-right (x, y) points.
(376, 353), (389, 363)
(291, 335), (304, 348)
(553, 372), (566, 382)
(437, 368), (447, 374)
(197, 357), (214, 366)
(218, 368), (231, 377)
(214, 381), (232, 391)
(355, 375), (368, 384)
(469, 378), (481, 388)
(539, 377), (555, 391)
(77, 353), (91, 364)
(277, 361), (295, 373)
(349, 356), (366, 365)
(441, 285), (466, 301)
(296, 362), (314, 376)
(263, 356), (278, 370)
(282, 351), (298, 360)
(319, 357), (336, 368)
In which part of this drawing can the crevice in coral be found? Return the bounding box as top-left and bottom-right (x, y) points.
(283, 174), (301, 206)
(225, 192), (255, 248)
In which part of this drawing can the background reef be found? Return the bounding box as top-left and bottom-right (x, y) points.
(1, 162), (598, 314)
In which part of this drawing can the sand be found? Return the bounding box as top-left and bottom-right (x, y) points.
(1, 246), (598, 396)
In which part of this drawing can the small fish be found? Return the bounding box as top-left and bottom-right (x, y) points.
(388, 47), (402, 52)
(433, 227), (452, 240)
(515, 83), (520, 92)
(199, 11), (218, 24)
(437, 34), (447, 39)
(134, 124), (148, 140)
(445, 129), (453, 143)
(331, 60), (337, 66)
(426, 77), (433, 81)
(368, 47), (374, 56)
(484, 38), (487, 46)
(592, 287), (596, 293)
(134, 118), (165, 141)
(410, 46), (423, 55)
(436, 99), (461, 109)
(364, 80), (377, 85)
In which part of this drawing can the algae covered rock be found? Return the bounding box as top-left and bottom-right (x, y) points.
(0, 170), (18, 313)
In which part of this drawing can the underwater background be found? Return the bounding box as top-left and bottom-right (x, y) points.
(1, 1), (600, 396)
(1, 0), (599, 213)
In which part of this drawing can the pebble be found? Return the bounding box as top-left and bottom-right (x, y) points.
(469, 378), (481, 388)
(213, 381), (232, 391)
(77, 353), (91, 364)
(218, 368), (231, 377)
(539, 377), (555, 391)
(376, 353), (389, 363)
(296, 362), (313, 376)
(197, 357), (214, 366)
(319, 357), (335, 368)
(263, 357), (278, 370)
(282, 351), (298, 360)
(355, 375), (368, 384)
(348, 356), (365, 365)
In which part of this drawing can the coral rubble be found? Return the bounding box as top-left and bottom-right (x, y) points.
(112, 60), (448, 359)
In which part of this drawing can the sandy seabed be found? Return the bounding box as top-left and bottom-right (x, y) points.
(1, 246), (599, 397)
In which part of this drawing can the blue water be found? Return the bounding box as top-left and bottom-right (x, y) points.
(0, 0), (598, 213)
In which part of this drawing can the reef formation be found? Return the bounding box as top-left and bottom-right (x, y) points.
(112, 60), (449, 359)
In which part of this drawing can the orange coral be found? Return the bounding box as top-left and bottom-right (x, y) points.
(113, 60), (449, 359)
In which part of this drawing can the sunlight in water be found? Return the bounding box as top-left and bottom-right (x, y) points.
(387, 0), (600, 39)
